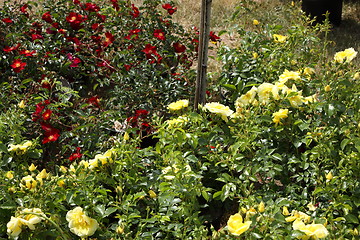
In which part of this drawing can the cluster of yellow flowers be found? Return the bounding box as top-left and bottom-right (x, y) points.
(165, 115), (189, 128)
(7, 140), (33, 154)
(19, 165), (49, 191)
(283, 207), (329, 239)
(236, 69), (315, 109)
(7, 208), (44, 239)
(334, 47), (358, 63)
(66, 206), (99, 238)
(77, 148), (117, 170)
(227, 202), (265, 236)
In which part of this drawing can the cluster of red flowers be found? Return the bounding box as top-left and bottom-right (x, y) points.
(32, 100), (61, 144)
(69, 147), (83, 161)
(162, 3), (177, 15)
(142, 44), (162, 64)
(126, 109), (152, 135)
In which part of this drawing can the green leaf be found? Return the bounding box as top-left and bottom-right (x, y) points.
(345, 214), (359, 224)
(201, 190), (210, 202)
(222, 84), (237, 90)
(213, 191), (222, 200)
(251, 232), (263, 239)
(94, 205), (106, 217)
(340, 139), (350, 150)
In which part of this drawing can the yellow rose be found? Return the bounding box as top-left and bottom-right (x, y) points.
(20, 208), (44, 230)
(66, 207), (99, 238)
(257, 83), (278, 104)
(167, 99), (189, 111)
(272, 109), (289, 125)
(279, 69), (301, 83)
(57, 179), (65, 187)
(285, 210), (311, 223)
(292, 219), (329, 239)
(7, 216), (23, 238)
(235, 86), (257, 107)
(203, 102), (234, 121)
(334, 47), (358, 63)
(5, 171), (14, 179)
(227, 213), (252, 236)
(273, 34), (288, 43)
(21, 175), (37, 190)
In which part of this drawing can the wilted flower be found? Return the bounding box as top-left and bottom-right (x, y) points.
(66, 207), (99, 237)
(273, 34), (288, 43)
(292, 219), (329, 239)
(227, 213), (252, 236)
(167, 99), (189, 111)
(334, 47), (358, 63)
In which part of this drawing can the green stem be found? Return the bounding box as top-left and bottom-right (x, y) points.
(22, 211), (72, 240)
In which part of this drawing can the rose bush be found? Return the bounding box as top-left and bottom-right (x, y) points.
(0, 0), (359, 239)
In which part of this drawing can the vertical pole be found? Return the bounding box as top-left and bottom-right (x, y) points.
(194, 0), (212, 111)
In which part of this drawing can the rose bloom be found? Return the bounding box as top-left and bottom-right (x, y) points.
(11, 59), (26, 73)
(273, 34), (288, 43)
(257, 83), (279, 104)
(235, 86), (257, 107)
(227, 213), (252, 236)
(279, 69), (301, 83)
(66, 207), (99, 237)
(334, 47), (358, 63)
(292, 219), (329, 239)
(167, 99), (189, 111)
(7, 216), (23, 238)
(203, 102), (234, 121)
(272, 108), (289, 125)
(20, 208), (44, 230)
